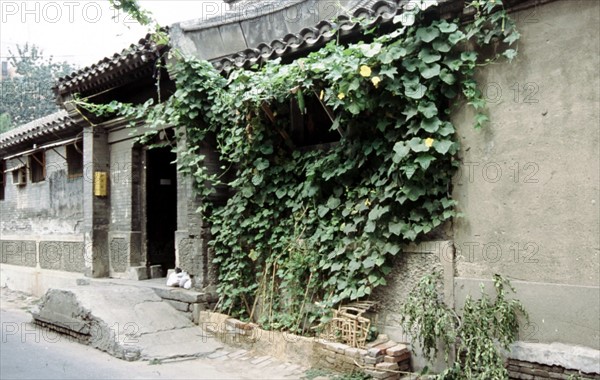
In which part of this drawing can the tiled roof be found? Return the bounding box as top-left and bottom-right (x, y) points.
(53, 0), (454, 96)
(53, 33), (168, 97)
(208, 0), (463, 72)
(182, 0), (313, 31)
(0, 111), (79, 153)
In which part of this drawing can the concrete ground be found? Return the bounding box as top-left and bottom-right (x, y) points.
(0, 286), (308, 380)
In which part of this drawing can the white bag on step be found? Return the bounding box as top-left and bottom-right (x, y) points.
(179, 272), (192, 289)
(166, 271), (180, 287)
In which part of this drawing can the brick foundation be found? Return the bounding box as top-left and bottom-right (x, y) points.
(508, 359), (600, 380)
(316, 335), (411, 380)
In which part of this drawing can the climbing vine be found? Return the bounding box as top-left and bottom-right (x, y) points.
(78, 0), (519, 333)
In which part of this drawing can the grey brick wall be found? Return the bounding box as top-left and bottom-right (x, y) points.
(0, 147), (84, 236)
(0, 145), (86, 273)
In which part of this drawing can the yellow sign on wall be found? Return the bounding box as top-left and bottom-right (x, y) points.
(94, 171), (108, 197)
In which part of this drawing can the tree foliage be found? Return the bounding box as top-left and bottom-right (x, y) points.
(0, 113), (12, 133)
(400, 273), (528, 379)
(0, 44), (77, 129)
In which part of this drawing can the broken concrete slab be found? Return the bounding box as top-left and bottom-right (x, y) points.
(31, 284), (223, 362)
(166, 299), (190, 312)
(32, 289), (91, 335)
(136, 327), (221, 361)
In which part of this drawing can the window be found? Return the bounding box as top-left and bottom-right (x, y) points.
(0, 161), (5, 200)
(11, 165), (26, 186)
(289, 94), (339, 148)
(66, 142), (83, 178)
(29, 151), (45, 183)
(261, 91), (340, 151)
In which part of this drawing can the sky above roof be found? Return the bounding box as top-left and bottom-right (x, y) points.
(0, 0), (226, 68)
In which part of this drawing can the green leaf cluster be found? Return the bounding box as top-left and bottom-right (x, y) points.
(77, 0), (519, 334)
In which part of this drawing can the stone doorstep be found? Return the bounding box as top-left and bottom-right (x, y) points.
(152, 287), (207, 303)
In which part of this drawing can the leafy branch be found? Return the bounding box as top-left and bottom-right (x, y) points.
(400, 273), (528, 379)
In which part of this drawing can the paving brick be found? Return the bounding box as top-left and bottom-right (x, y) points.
(376, 361), (399, 370)
(398, 362), (411, 371)
(368, 346), (387, 357)
(374, 340), (397, 352)
(548, 373), (569, 380)
(344, 347), (362, 358)
(286, 364), (301, 372)
(227, 349), (248, 359)
(521, 367), (550, 377)
(237, 353), (253, 361)
(384, 355), (399, 363)
(365, 355), (383, 365)
(364, 368), (393, 379)
(255, 359), (275, 368)
(366, 334), (389, 348)
(325, 355), (337, 364)
(386, 344), (409, 357)
(207, 350), (230, 359)
(272, 363), (290, 371)
(394, 351), (411, 362)
(329, 342), (350, 354)
(339, 354), (359, 366)
(225, 318), (256, 330)
(250, 355), (272, 365)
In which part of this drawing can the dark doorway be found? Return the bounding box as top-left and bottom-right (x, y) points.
(146, 147), (177, 274)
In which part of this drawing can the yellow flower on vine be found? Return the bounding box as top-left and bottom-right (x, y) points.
(320, 90), (325, 100)
(425, 138), (434, 148)
(371, 76), (381, 88)
(360, 65), (372, 77)
(338, 92), (346, 100)
(365, 199), (371, 207)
